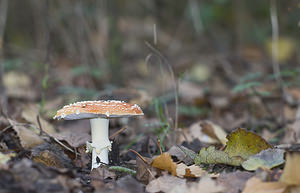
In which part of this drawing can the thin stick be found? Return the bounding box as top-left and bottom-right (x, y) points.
(145, 41), (179, 138)
(270, 0), (286, 125)
(109, 127), (127, 140)
(157, 139), (162, 155)
(36, 115), (44, 136)
(129, 149), (150, 165)
(52, 138), (75, 153)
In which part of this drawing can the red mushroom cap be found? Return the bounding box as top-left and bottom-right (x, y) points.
(54, 100), (144, 120)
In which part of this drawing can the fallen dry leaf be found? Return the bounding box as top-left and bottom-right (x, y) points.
(225, 128), (272, 160)
(91, 166), (116, 181)
(8, 119), (44, 149)
(33, 150), (65, 168)
(187, 177), (225, 193)
(21, 104), (56, 135)
(185, 121), (227, 145)
(146, 173), (186, 193)
(182, 128), (273, 166)
(200, 121), (227, 145)
(152, 152), (208, 178)
(136, 156), (156, 183)
(241, 148), (285, 171)
(242, 177), (287, 193)
(31, 143), (74, 168)
(168, 145), (194, 165)
(152, 152), (177, 176)
(176, 163), (206, 178)
(52, 130), (90, 148)
(280, 152), (300, 186)
(218, 171), (254, 193)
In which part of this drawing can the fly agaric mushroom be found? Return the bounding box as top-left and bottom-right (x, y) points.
(54, 100), (143, 170)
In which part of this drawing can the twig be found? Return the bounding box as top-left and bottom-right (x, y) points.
(157, 139), (162, 154)
(109, 127), (127, 140)
(270, 0), (286, 125)
(129, 149), (150, 165)
(52, 138), (75, 153)
(145, 41), (179, 139)
(0, 0), (8, 116)
(36, 115), (44, 136)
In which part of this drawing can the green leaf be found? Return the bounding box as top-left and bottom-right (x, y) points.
(240, 72), (263, 83)
(232, 82), (262, 93)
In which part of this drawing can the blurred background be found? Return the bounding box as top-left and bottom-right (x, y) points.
(0, 0), (300, 141)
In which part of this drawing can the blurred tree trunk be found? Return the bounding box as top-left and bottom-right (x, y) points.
(0, 0), (8, 116)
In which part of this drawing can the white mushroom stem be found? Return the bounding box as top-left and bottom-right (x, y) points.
(88, 118), (111, 170)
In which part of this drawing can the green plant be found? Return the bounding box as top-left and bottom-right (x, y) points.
(178, 105), (209, 116)
(151, 98), (170, 152)
(40, 63), (49, 114)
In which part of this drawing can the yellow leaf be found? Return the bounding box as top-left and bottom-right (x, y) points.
(225, 128), (272, 160)
(280, 152), (300, 186)
(152, 153), (177, 176)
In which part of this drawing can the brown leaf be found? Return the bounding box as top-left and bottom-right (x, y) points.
(8, 119), (44, 149)
(52, 130), (90, 148)
(218, 171), (254, 193)
(33, 150), (64, 168)
(184, 121), (227, 145)
(242, 177), (287, 193)
(21, 104), (56, 135)
(280, 152), (300, 185)
(31, 143), (74, 168)
(152, 152), (177, 176)
(91, 166), (116, 181)
(146, 174), (186, 193)
(187, 177), (225, 193)
(200, 121), (227, 145)
(136, 156), (156, 183)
